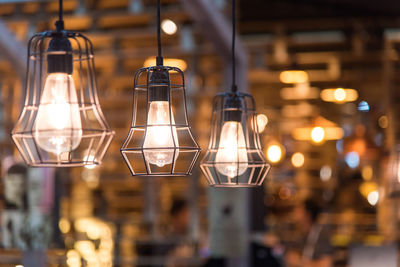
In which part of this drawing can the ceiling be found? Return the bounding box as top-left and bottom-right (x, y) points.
(240, 0), (400, 21)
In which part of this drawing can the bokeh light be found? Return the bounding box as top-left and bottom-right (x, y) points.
(311, 126), (325, 144)
(291, 152), (305, 168)
(59, 218), (71, 234)
(378, 115), (388, 129)
(334, 88), (346, 102)
(279, 70), (308, 84)
(320, 88), (358, 103)
(254, 114), (268, 133)
(83, 154), (96, 169)
(367, 190), (379, 206)
(358, 101), (370, 112)
(320, 165), (332, 181)
(161, 19), (177, 35)
(267, 144), (283, 163)
(362, 165), (373, 181)
(345, 152), (360, 169)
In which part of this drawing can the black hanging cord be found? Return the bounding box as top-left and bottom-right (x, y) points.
(59, 0), (63, 22)
(231, 0), (237, 93)
(55, 0), (64, 31)
(156, 0), (163, 66)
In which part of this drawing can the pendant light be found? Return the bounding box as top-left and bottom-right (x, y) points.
(320, 87), (358, 104)
(12, 0), (114, 167)
(292, 116), (344, 145)
(120, 0), (201, 176)
(200, 0), (270, 187)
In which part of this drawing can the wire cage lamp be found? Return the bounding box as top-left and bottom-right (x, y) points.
(11, 0), (114, 167)
(200, 0), (270, 187)
(120, 0), (201, 176)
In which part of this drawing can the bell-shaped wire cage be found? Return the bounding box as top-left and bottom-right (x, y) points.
(12, 31), (114, 167)
(200, 92), (270, 187)
(120, 65), (201, 176)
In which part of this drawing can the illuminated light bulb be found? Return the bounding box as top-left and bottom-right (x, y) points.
(334, 88), (346, 102)
(33, 73), (82, 155)
(143, 101), (179, 167)
(215, 121), (248, 177)
(161, 19), (177, 35)
(291, 152), (305, 168)
(367, 190), (379, 206)
(311, 126), (325, 144)
(267, 144), (283, 163)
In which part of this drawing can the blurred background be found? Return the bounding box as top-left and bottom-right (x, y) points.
(1, 0), (400, 266)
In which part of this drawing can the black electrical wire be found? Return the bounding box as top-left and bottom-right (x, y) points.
(156, 0), (163, 66)
(59, 0), (63, 23)
(56, 0), (64, 31)
(231, 0), (237, 93)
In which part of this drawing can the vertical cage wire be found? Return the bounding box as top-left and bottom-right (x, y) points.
(12, 31), (114, 167)
(120, 65), (201, 176)
(200, 92), (270, 187)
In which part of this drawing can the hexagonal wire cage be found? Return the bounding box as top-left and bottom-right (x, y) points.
(12, 30), (114, 167)
(200, 92), (270, 187)
(120, 65), (201, 176)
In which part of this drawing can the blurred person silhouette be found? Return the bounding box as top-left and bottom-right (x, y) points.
(2, 163), (28, 249)
(250, 232), (282, 267)
(4, 164), (27, 210)
(285, 198), (333, 267)
(165, 198), (195, 267)
(168, 199), (190, 237)
(137, 198), (194, 267)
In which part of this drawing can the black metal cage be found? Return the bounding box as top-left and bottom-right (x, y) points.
(200, 92), (270, 187)
(12, 30), (114, 167)
(120, 65), (201, 176)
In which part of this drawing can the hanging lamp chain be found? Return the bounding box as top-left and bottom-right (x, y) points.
(55, 0), (64, 31)
(231, 0), (237, 93)
(156, 0), (163, 66)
